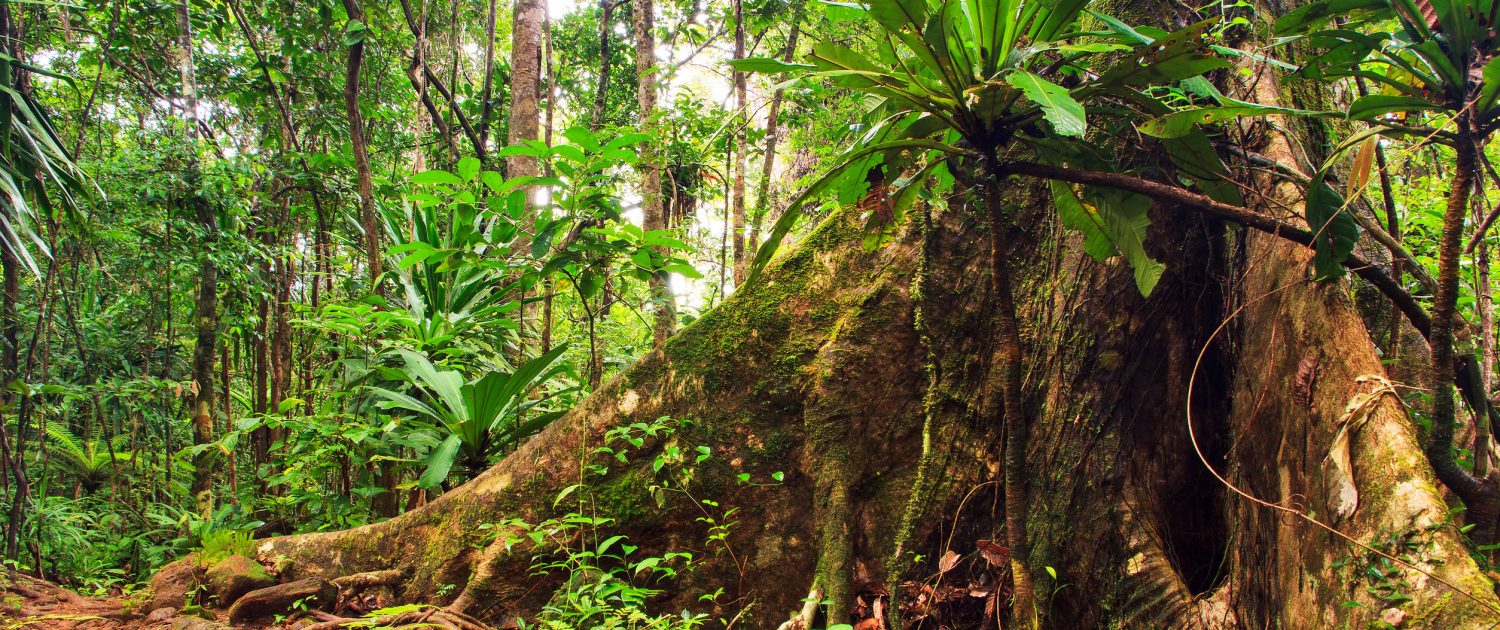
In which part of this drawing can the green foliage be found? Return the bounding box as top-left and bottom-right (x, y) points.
(40, 422), (133, 492)
(370, 345), (570, 488)
(737, 0), (1236, 296)
(486, 417), (719, 629)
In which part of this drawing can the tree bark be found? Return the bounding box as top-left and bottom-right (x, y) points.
(177, 0), (219, 515)
(192, 162), (1500, 626)
(478, 0), (499, 150)
(340, 0), (380, 291)
(507, 0), (544, 179)
(589, 0), (614, 130)
(730, 0), (748, 285)
(632, 0), (675, 344)
(745, 6), (802, 259)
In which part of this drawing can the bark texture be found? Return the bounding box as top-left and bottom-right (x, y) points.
(207, 175), (1500, 626)
(631, 0), (676, 344)
(153, 8), (1500, 627)
(507, 0), (544, 178)
(177, 0), (218, 513)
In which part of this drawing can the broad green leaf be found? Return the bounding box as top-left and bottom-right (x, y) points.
(1305, 171), (1360, 280)
(865, 0), (928, 36)
(1137, 106), (1274, 138)
(1162, 129), (1244, 206)
(419, 434), (462, 489)
(727, 57), (816, 73)
(455, 157), (481, 183)
(1273, 0), (1386, 35)
(1347, 94), (1440, 120)
(1052, 181), (1116, 261)
(1477, 56), (1500, 114)
(1087, 189), (1165, 296)
(1006, 70), (1086, 138)
(412, 169), (462, 186)
(480, 171), (505, 194)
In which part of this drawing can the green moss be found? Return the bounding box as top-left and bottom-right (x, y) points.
(593, 469), (658, 524)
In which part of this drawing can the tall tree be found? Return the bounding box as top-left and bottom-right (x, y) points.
(177, 0), (218, 514)
(340, 0), (380, 291)
(745, 4), (803, 258)
(730, 0), (748, 284)
(589, 0), (616, 130)
(478, 0), (500, 150)
(508, 0), (545, 178)
(632, 0), (675, 344)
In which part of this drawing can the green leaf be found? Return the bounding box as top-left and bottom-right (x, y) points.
(1137, 106), (1282, 139)
(419, 434), (462, 489)
(412, 170), (462, 186)
(1479, 56), (1500, 115)
(865, 0), (928, 36)
(1305, 172), (1359, 280)
(1346, 94), (1440, 120)
(1006, 70), (1086, 137)
(480, 171), (505, 194)
(1272, 0), (1386, 35)
(455, 157), (481, 183)
(1095, 21), (1229, 87)
(1051, 181), (1116, 261)
(727, 57), (815, 74)
(343, 19), (369, 47)
(554, 483), (585, 507)
(746, 139), (973, 284)
(1088, 189), (1165, 296)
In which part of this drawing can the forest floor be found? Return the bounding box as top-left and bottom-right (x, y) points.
(1, 573), (214, 630)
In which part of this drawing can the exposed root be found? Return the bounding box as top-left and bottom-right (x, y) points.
(306, 607), (490, 630)
(774, 579), (822, 630)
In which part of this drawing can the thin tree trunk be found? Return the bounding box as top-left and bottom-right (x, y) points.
(745, 5), (803, 257)
(478, 0), (499, 149)
(1426, 123), (1498, 543)
(730, 0), (748, 284)
(590, 0), (613, 130)
(508, 0), (544, 178)
(178, 0), (219, 515)
(340, 0), (380, 292)
(982, 173), (1036, 627)
(221, 340), (237, 499)
(632, 0), (675, 344)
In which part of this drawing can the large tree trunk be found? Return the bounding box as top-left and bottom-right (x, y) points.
(151, 9), (1500, 630)
(189, 167), (1500, 625)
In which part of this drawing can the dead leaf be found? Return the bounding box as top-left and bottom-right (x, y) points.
(938, 550), (961, 574)
(1325, 375), (1398, 522)
(1347, 137), (1378, 200)
(977, 540), (1010, 567)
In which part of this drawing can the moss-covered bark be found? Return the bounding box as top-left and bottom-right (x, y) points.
(150, 11), (1500, 629)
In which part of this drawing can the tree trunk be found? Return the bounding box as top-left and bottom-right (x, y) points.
(632, 0), (675, 344)
(478, 0), (499, 150)
(729, 0), (748, 285)
(507, 0), (544, 179)
(589, 0), (613, 130)
(745, 5), (802, 258)
(340, 0), (380, 291)
(177, 0), (219, 515)
(200, 159), (1500, 624)
(148, 6), (1500, 629)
